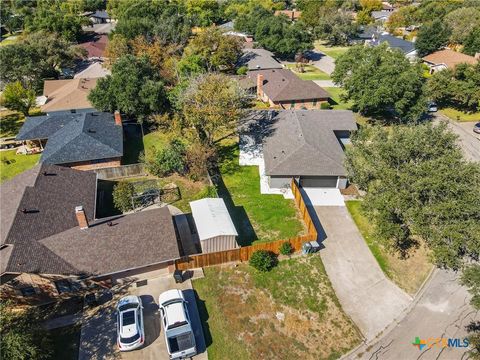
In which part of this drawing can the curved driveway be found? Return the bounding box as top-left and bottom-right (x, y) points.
(313, 206), (412, 341)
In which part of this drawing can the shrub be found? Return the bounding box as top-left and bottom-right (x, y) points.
(320, 102), (331, 109)
(236, 66), (248, 75)
(279, 242), (293, 255)
(185, 142), (216, 181)
(113, 181), (135, 212)
(146, 138), (186, 177)
(249, 250), (277, 272)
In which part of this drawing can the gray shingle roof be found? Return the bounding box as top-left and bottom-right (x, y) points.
(376, 34), (416, 54)
(17, 112), (123, 165)
(238, 48), (283, 70)
(244, 110), (357, 176)
(247, 69), (330, 102)
(1, 164), (180, 276)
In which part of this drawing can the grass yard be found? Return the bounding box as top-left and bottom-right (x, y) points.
(193, 255), (362, 360)
(0, 150), (40, 183)
(1, 110), (25, 138)
(47, 324), (81, 360)
(440, 108), (480, 122)
(142, 130), (171, 158)
(217, 141), (305, 245)
(324, 87), (353, 110)
(285, 64), (331, 80)
(346, 200), (433, 295)
(315, 41), (350, 59)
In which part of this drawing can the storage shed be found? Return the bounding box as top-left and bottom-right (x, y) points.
(189, 198), (238, 253)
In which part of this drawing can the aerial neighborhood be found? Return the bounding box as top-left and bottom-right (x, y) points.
(0, 1), (479, 359)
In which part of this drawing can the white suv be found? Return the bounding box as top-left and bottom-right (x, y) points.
(159, 290), (197, 359)
(116, 295), (145, 351)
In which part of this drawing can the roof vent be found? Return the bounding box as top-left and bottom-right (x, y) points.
(87, 129), (96, 133)
(43, 171), (56, 176)
(20, 208), (39, 214)
(107, 221), (113, 227)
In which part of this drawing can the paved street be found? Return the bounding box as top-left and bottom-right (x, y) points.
(79, 273), (207, 360)
(313, 206), (412, 341)
(304, 50), (336, 75)
(350, 269), (479, 360)
(433, 114), (480, 162)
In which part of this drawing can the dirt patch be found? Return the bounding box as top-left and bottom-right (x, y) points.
(194, 255), (361, 360)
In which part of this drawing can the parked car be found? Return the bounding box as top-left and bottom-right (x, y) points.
(473, 122), (480, 134)
(0, 137), (22, 150)
(159, 289), (197, 359)
(427, 102), (438, 112)
(116, 295), (145, 351)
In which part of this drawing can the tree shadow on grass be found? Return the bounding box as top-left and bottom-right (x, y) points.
(0, 112), (24, 137)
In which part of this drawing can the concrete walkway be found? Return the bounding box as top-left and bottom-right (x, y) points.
(313, 80), (338, 87)
(350, 269), (479, 359)
(313, 206), (412, 341)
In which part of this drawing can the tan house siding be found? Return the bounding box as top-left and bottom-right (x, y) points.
(67, 157), (121, 171)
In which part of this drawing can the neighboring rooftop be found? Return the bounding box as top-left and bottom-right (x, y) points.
(79, 34), (108, 58)
(41, 78), (98, 112)
(0, 165), (180, 276)
(238, 48), (283, 70)
(17, 112), (123, 165)
(247, 69), (330, 102)
(90, 10), (110, 19)
(375, 34), (415, 54)
(249, 110), (357, 176)
(371, 10), (393, 21)
(190, 198), (238, 241)
(422, 49), (478, 68)
(74, 61), (110, 79)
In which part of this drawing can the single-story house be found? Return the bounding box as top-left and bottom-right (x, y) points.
(274, 9), (302, 21)
(371, 10), (393, 22)
(382, 2), (395, 11)
(254, 110), (357, 189)
(238, 48), (283, 71)
(74, 60), (110, 79)
(79, 34), (108, 58)
(422, 49), (479, 73)
(16, 111), (123, 170)
(0, 164), (181, 304)
(41, 78), (98, 113)
(89, 10), (112, 24)
(189, 198), (238, 253)
(247, 69), (330, 109)
(369, 33), (417, 60)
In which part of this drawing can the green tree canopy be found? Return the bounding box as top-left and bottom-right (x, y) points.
(415, 19), (451, 57)
(346, 123), (480, 268)
(0, 81), (36, 116)
(463, 27), (480, 56)
(426, 62), (480, 113)
(332, 44), (426, 122)
(445, 7), (480, 45)
(88, 55), (168, 119)
(179, 73), (249, 146)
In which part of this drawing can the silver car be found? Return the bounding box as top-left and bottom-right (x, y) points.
(116, 295), (145, 351)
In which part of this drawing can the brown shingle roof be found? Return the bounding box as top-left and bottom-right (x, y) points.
(41, 78), (98, 112)
(247, 69), (330, 102)
(422, 49), (478, 69)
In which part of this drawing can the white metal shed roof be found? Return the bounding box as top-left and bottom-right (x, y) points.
(189, 198), (238, 241)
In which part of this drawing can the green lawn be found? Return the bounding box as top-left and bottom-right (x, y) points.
(142, 130), (170, 159)
(315, 41), (350, 59)
(1, 109), (44, 138)
(47, 324), (81, 360)
(217, 141), (305, 245)
(440, 108), (480, 122)
(324, 87), (353, 110)
(346, 200), (433, 294)
(0, 150), (40, 183)
(285, 64), (331, 80)
(193, 255), (361, 360)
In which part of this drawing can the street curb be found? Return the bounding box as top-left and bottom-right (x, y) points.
(339, 267), (437, 359)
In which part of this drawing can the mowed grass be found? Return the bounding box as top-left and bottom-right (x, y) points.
(440, 108), (480, 122)
(315, 41), (350, 59)
(0, 109), (43, 137)
(142, 130), (170, 158)
(325, 87), (353, 110)
(285, 64), (331, 80)
(346, 200), (433, 295)
(193, 255), (362, 360)
(218, 140), (305, 245)
(1, 150), (40, 183)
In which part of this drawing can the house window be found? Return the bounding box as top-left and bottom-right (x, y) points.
(54, 279), (82, 294)
(20, 286), (36, 296)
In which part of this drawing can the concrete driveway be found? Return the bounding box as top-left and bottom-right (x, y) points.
(304, 50), (336, 75)
(313, 206), (412, 341)
(351, 269), (480, 360)
(79, 274), (207, 360)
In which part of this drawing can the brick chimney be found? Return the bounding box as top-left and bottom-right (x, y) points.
(75, 206), (89, 229)
(256, 74), (264, 98)
(114, 110), (122, 126)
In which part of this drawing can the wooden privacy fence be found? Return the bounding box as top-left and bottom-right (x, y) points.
(175, 179), (318, 270)
(94, 163), (146, 180)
